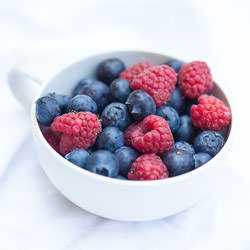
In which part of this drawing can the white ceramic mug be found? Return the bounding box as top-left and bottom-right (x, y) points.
(8, 50), (234, 221)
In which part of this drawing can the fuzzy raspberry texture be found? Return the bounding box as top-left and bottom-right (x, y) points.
(51, 112), (101, 155)
(125, 115), (174, 154)
(120, 61), (154, 83)
(41, 126), (61, 153)
(128, 154), (168, 180)
(178, 61), (213, 99)
(191, 95), (232, 130)
(131, 65), (177, 107)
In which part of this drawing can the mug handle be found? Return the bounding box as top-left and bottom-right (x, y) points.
(8, 57), (67, 109)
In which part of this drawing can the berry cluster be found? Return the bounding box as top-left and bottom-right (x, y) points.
(36, 57), (231, 181)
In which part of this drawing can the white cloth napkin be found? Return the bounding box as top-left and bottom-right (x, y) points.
(1, 0), (250, 249)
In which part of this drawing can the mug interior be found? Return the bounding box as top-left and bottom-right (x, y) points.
(33, 50), (232, 178)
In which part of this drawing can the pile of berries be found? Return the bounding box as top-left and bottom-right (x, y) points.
(36, 57), (231, 181)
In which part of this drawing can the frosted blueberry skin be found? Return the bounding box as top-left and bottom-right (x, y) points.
(97, 58), (125, 84)
(194, 130), (225, 157)
(81, 80), (110, 112)
(164, 59), (184, 73)
(194, 153), (212, 168)
(47, 92), (71, 113)
(110, 78), (132, 103)
(162, 149), (194, 177)
(85, 150), (119, 177)
(36, 95), (61, 126)
(67, 95), (98, 114)
(101, 102), (132, 130)
(174, 115), (195, 142)
(114, 146), (139, 177)
(126, 90), (156, 121)
(156, 105), (180, 133)
(174, 141), (195, 155)
(65, 149), (90, 168)
(96, 126), (124, 152)
(72, 77), (96, 97)
(166, 87), (185, 114)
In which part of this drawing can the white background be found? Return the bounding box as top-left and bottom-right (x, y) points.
(0, 0), (250, 249)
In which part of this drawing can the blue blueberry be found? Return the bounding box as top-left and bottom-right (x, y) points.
(65, 149), (90, 168)
(82, 80), (110, 112)
(162, 149), (194, 177)
(96, 126), (124, 152)
(194, 130), (225, 157)
(164, 59), (184, 73)
(114, 146), (139, 177)
(85, 150), (119, 177)
(193, 153), (212, 168)
(47, 92), (70, 113)
(174, 115), (195, 142)
(116, 175), (127, 180)
(36, 95), (61, 126)
(101, 102), (132, 130)
(174, 141), (195, 154)
(184, 98), (198, 115)
(67, 95), (97, 113)
(110, 78), (132, 103)
(126, 90), (156, 121)
(72, 77), (96, 96)
(167, 87), (185, 114)
(97, 58), (125, 84)
(156, 106), (180, 133)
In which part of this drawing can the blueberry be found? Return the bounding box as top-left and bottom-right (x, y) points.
(72, 77), (96, 96)
(101, 102), (132, 130)
(114, 146), (139, 177)
(156, 106), (180, 133)
(126, 90), (156, 121)
(36, 95), (61, 126)
(164, 59), (184, 73)
(193, 153), (212, 168)
(162, 149), (194, 177)
(174, 141), (195, 154)
(116, 175), (127, 180)
(85, 150), (119, 177)
(110, 78), (132, 103)
(47, 92), (70, 113)
(82, 80), (110, 112)
(67, 95), (97, 113)
(174, 115), (195, 142)
(97, 58), (125, 84)
(194, 130), (225, 157)
(96, 126), (124, 152)
(65, 149), (90, 168)
(184, 98), (198, 115)
(167, 87), (185, 114)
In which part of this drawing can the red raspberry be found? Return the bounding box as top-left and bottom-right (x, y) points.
(128, 154), (168, 180)
(41, 126), (61, 153)
(120, 61), (154, 82)
(191, 94), (232, 130)
(131, 65), (177, 107)
(178, 61), (214, 99)
(125, 115), (174, 154)
(51, 112), (101, 154)
(59, 134), (87, 155)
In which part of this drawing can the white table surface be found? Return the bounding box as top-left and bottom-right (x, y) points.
(1, 0), (250, 249)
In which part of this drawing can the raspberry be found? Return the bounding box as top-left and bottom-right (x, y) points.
(178, 61), (213, 99)
(191, 95), (231, 130)
(131, 65), (177, 107)
(120, 61), (154, 82)
(51, 112), (102, 154)
(41, 126), (61, 153)
(125, 115), (174, 154)
(128, 154), (168, 180)
(60, 134), (88, 155)
(51, 112), (101, 137)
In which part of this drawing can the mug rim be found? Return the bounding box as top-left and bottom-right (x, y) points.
(30, 49), (234, 187)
